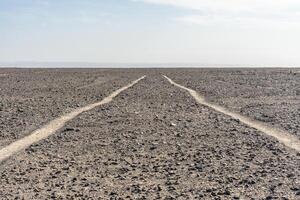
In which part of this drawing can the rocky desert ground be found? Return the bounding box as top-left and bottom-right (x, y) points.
(164, 69), (300, 138)
(0, 68), (299, 199)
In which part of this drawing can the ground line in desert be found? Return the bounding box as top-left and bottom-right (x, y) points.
(163, 75), (300, 152)
(0, 76), (146, 162)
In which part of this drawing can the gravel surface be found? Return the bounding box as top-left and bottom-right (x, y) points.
(0, 69), (144, 148)
(0, 72), (299, 199)
(165, 68), (300, 138)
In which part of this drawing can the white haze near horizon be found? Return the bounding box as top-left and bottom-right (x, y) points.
(1, 0), (300, 67)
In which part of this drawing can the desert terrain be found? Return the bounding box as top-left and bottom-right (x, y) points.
(0, 68), (299, 199)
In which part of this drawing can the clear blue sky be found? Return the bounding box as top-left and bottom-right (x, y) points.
(1, 0), (300, 66)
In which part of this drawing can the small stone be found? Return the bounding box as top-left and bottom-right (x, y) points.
(170, 122), (177, 127)
(63, 128), (75, 132)
(150, 146), (157, 150)
(224, 190), (231, 195)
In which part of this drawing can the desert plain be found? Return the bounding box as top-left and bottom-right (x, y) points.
(0, 68), (299, 199)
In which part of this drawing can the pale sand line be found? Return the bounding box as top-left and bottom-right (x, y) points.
(0, 76), (146, 162)
(163, 75), (300, 152)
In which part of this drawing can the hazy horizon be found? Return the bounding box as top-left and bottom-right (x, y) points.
(0, 62), (298, 68)
(1, 0), (300, 66)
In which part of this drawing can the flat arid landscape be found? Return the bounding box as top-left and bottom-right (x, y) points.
(0, 68), (299, 199)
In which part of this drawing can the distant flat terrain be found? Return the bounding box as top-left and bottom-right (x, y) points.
(0, 68), (299, 199)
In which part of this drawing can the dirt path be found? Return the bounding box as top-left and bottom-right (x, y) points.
(164, 75), (300, 152)
(0, 75), (299, 199)
(0, 76), (145, 162)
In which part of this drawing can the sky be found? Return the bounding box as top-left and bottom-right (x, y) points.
(1, 0), (300, 66)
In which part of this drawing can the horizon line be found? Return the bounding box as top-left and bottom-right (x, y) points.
(0, 61), (298, 68)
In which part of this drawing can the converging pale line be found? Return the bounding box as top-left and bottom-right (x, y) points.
(163, 75), (300, 152)
(0, 76), (146, 162)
